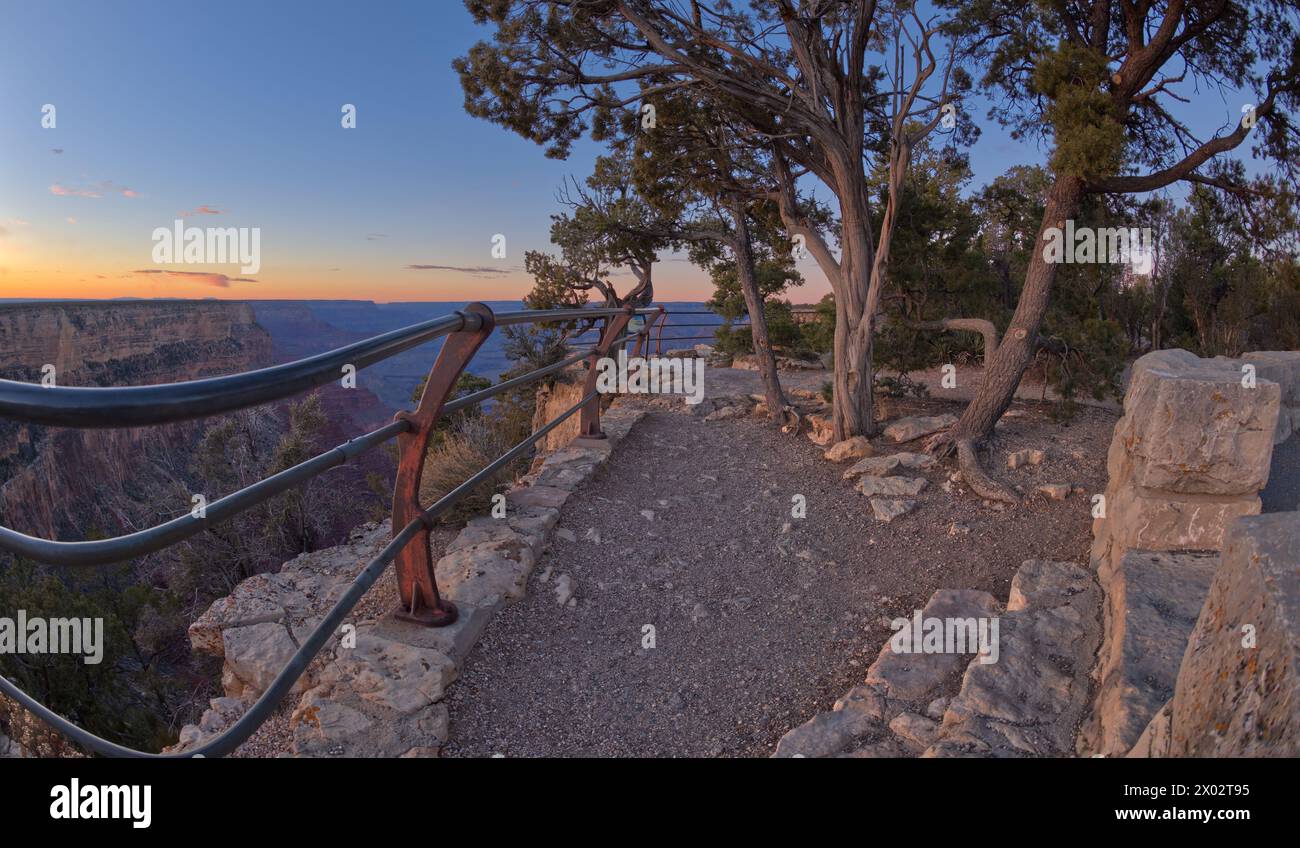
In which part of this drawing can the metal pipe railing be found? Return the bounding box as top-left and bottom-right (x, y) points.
(0, 306), (656, 429)
(0, 300), (659, 756)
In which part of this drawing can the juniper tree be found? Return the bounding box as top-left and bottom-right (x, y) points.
(927, 0), (1300, 500)
(456, 0), (968, 440)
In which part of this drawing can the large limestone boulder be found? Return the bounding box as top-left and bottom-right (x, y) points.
(1119, 349), (1279, 496)
(842, 451), (935, 480)
(1163, 514), (1300, 757)
(1091, 349), (1278, 592)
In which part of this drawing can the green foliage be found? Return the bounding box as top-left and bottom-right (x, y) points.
(1033, 43), (1125, 181)
(0, 559), (180, 753)
(713, 300), (807, 357)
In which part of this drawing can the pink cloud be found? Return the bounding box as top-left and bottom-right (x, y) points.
(132, 269), (254, 288)
(178, 205), (223, 217)
(50, 180), (139, 199)
(51, 183), (100, 198)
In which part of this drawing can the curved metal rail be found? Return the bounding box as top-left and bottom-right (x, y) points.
(0, 302), (657, 756)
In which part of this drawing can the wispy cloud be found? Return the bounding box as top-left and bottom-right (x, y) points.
(51, 148), (64, 154)
(178, 205), (223, 217)
(366, 233), (387, 241)
(50, 180), (139, 199)
(405, 264), (516, 276)
(0, 219), (29, 238)
(132, 269), (255, 288)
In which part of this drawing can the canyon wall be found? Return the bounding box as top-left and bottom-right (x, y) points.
(0, 301), (273, 540)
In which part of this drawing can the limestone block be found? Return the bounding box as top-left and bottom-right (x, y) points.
(1098, 484), (1260, 563)
(1117, 349), (1279, 495)
(1083, 550), (1217, 757)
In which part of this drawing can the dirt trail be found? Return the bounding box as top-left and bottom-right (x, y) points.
(444, 390), (1115, 757)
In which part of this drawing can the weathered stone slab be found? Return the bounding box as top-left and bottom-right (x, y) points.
(1082, 550), (1217, 757)
(855, 475), (928, 497)
(374, 600), (495, 665)
(1094, 486), (1258, 583)
(842, 451), (935, 480)
(865, 589), (1001, 703)
(324, 632), (457, 715)
(772, 708), (884, 758)
(1166, 514), (1300, 757)
(869, 497), (917, 522)
(221, 621), (309, 699)
(505, 485), (571, 511)
(435, 546), (533, 609)
(883, 414), (956, 443)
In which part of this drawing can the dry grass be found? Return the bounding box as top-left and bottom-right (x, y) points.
(418, 414), (527, 524)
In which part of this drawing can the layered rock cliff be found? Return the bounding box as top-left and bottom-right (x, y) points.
(0, 301), (274, 540)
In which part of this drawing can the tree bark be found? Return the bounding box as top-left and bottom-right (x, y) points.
(827, 161), (877, 442)
(949, 175), (1086, 443)
(728, 200), (786, 424)
(770, 151), (878, 442)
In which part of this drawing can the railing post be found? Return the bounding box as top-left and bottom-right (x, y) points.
(654, 307), (668, 355)
(632, 308), (662, 359)
(575, 308), (633, 442)
(391, 302), (495, 626)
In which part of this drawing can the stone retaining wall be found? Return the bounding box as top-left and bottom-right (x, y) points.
(1084, 348), (1298, 757)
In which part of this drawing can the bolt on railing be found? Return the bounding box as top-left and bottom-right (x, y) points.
(0, 301), (658, 756)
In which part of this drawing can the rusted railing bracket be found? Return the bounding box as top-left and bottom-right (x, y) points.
(391, 303), (495, 626)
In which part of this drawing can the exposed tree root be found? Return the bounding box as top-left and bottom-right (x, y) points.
(780, 406), (804, 436)
(922, 425), (957, 458)
(956, 438), (1020, 504)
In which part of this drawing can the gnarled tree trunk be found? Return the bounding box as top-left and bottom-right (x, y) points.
(932, 175), (1087, 502)
(728, 200), (786, 424)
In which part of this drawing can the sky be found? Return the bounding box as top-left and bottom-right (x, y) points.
(0, 1), (1269, 305)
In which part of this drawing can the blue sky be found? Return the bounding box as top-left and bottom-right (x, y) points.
(0, 0), (1271, 303)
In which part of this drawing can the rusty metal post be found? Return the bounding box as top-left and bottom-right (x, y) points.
(391, 303), (495, 626)
(632, 308), (663, 359)
(575, 308), (633, 442)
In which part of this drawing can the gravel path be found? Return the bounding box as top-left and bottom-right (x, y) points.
(443, 397), (1114, 758)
